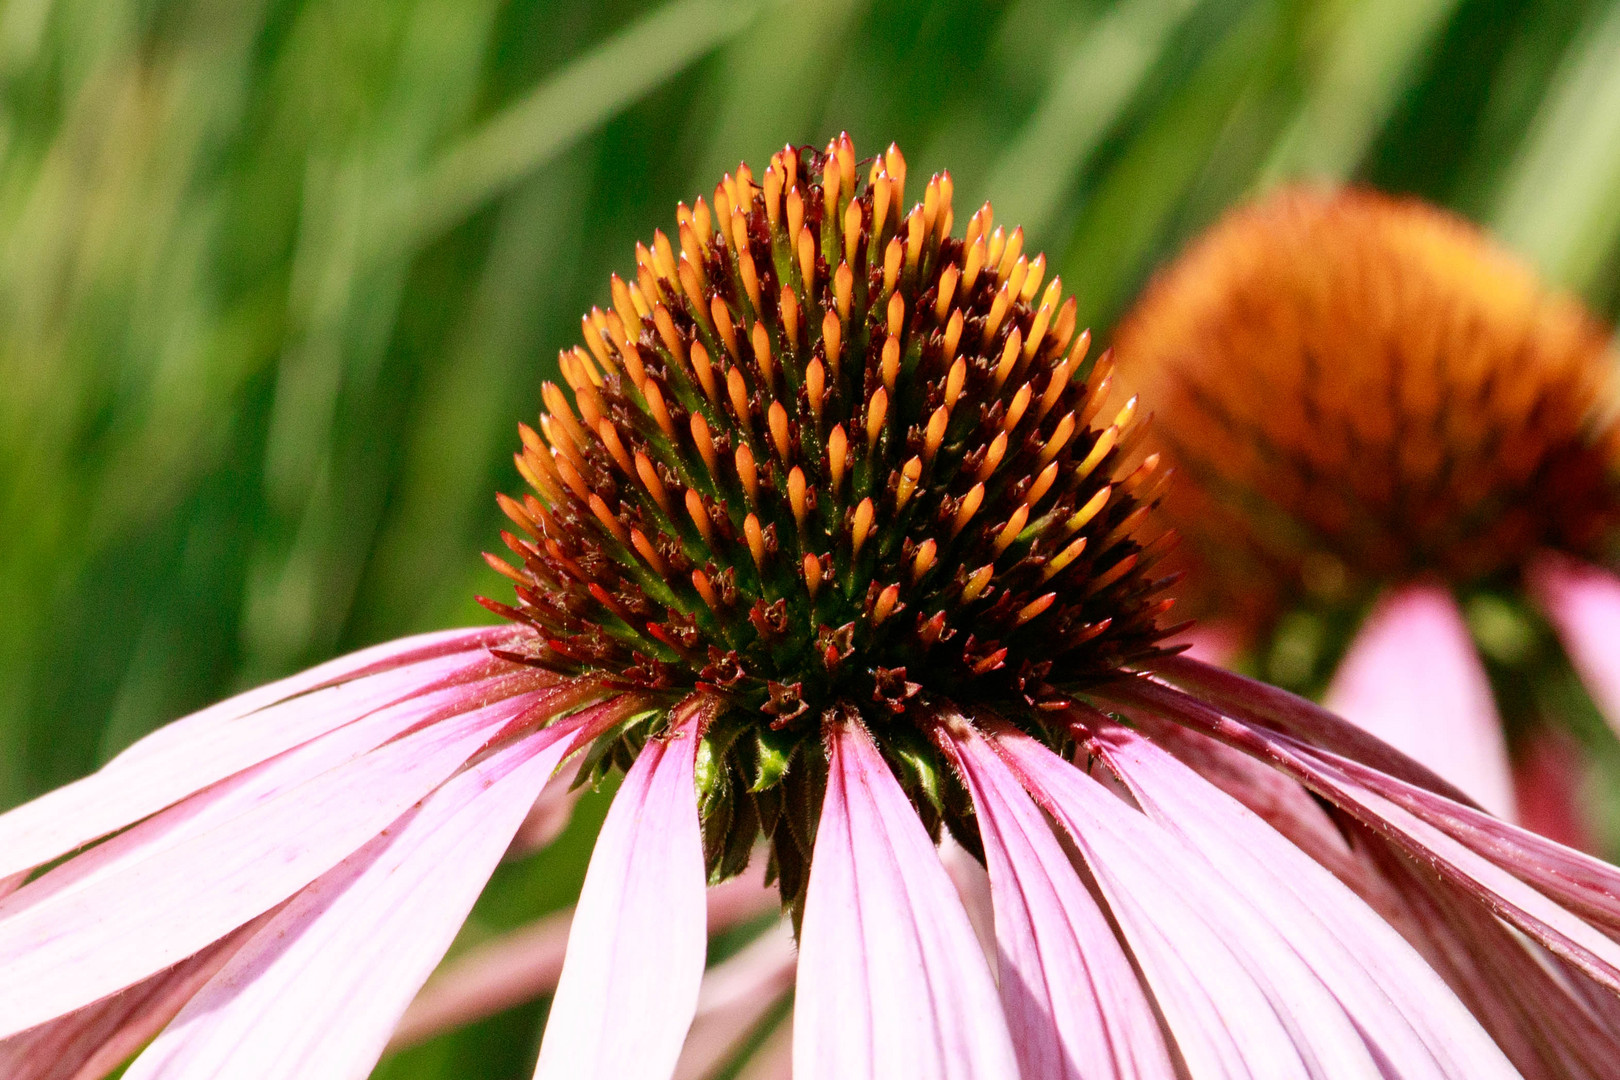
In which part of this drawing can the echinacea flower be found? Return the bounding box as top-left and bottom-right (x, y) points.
(6, 139), (1620, 1080)
(1113, 186), (1620, 840)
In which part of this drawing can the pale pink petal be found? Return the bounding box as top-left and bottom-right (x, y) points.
(1324, 585), (1516, 818)
(121, 723), (579, 1080)
(793, 719), (1018, 1080)
(0, 627), (537, 881)
(673, 922), (797, 1080)
(0, 682), (557, 922)
(1092, 724), (1518, 1079)
(940, 722), (1175, 1080)
(389, 856), (778, 1051)
(995, 726), (1382, 1080)
(1529, 552), (1620, 736)
(0, 693), (532, 1038)
(531, 707), (710, 1080)
(0, 915), (269, 1080)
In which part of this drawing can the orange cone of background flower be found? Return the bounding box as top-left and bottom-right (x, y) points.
(1115, 185), (1620, 841)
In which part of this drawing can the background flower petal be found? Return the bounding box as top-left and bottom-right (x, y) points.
(1324, 584), (1515, 818)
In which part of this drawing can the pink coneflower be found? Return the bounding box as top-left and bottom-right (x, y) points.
(5, 138), (1620, 1080)
(1113, 187), (1620, 842)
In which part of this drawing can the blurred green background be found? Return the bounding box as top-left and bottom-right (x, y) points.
(5, 0), (1620, 1074)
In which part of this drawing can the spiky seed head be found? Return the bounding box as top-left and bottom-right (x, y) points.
(485, 136), (1177, 908)
(1114, 186), (1620, 626)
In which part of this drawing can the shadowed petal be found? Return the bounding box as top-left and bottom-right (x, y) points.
(0, 628), (534, 882)
(672, 921), (796, 1080)
(389, 859), (777, 1052)
(939, 721), (1175, 1080)
(1325, 585), (1515, 818)
(1092, 724), (1518, 1079)
(0, 693), (533, 1038)
(531, 703), (710, 1080)
(1529, 553), (1620, 736)
(794, 718), (1018, 1080)
(121, 722), (580, 1080)
(994, 726), (1383, 1080)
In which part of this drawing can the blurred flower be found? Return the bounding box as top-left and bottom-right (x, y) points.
(1115, 186), (1620, 841)
(4, 141), (1620, 1080)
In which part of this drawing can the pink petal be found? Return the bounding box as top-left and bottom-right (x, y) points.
(673, 922), (797, 1080)
(1092, 724), (1518, 1079)
(940, 722), (1175, 1080)
(0, 627), (531, 882)
(121, 722), (579, 1080)
(1529, 552), (1620, 736)
(389, 856), (778, 1052)
(531, 706), (711, 1080)
(793, 719), (1018, 1080)
(994, 726), (1385, 1079)
(0, 915), (269, 1080)
(1325, 585), (1516, 818)
(0, 691), (534, 1038)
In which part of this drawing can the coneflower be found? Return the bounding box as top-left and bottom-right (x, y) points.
(4, 141), (1620, 1080)
(1113, 186), (1620, 837)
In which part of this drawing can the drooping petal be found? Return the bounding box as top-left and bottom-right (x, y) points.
(672, 922), (796, 1080)
(1091, 723), (1518, 1079)
(1324, 585), (1516, 818)
(0, 916), (268, 1080)
(1101, 676), (1620, 995)
(1355, 822), (1620, 1080)
(939, 721), (1175, 1080)
(0, 692), (532, 1038)
(0, 627), (537, 882)
(531, 703), (711, 1080)
(1529, 552), (1620, 736)
(121, 722), (580, 1080)
(793, 718), (1018, 1080)
(994, 725), (1386, 1080)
